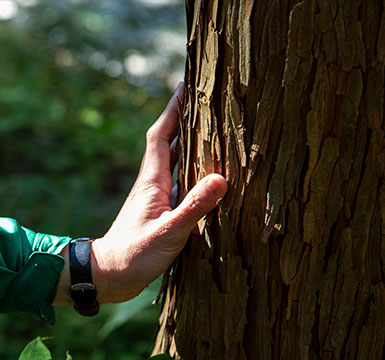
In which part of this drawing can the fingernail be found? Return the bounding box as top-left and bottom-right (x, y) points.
(176, 81), (184, 93)
(207, 176), (228, 198)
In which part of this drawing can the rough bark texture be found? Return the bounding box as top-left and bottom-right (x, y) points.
(154, 0), (385, 359)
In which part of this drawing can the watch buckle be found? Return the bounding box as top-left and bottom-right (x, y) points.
(70, 283), (96, 292)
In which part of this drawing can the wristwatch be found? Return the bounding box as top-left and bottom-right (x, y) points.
(69, 238), (100, 316)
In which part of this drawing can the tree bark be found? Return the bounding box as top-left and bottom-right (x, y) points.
(154, 0), (385, 359)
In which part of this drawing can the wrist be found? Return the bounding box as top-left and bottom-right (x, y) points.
(91, 237), (143, 304)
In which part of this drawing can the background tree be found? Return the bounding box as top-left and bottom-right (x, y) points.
(154, 0), (385, 359)
(0, 1), (186, 358)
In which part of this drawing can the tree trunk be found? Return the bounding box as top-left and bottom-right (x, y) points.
(154, 0), (385, 359)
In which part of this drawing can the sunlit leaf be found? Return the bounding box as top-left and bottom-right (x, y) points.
(18, 337), (52, 360)
(149, 354), (173, 360)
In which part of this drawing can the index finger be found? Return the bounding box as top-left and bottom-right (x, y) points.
(139, 82), (184, 186)
(147, 82), (184, 143)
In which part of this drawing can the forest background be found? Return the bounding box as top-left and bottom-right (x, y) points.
(0, 0), (185, 358)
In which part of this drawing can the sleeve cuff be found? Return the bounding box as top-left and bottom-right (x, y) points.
(1, 252), (66, 325)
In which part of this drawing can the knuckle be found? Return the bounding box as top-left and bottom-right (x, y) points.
(146, 126), (158, 142)
(189, 190), (206, 214)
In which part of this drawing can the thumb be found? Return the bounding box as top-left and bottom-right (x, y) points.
(170, 174), (228, 234)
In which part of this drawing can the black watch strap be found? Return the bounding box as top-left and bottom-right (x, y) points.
(69, 238), (100, 316)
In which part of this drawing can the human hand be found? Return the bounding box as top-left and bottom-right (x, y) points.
(89, 83), (227, 303)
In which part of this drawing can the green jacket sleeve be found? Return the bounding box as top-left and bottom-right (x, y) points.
(0, 217), (72, 324)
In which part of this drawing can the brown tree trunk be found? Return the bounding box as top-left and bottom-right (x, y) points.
(154, 0), (385, 359)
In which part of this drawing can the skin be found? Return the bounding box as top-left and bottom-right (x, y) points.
(54, 83), (228, 306)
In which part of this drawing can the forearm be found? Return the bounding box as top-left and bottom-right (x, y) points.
(53, 238), (142, 306)
(53, 244), (71, 306)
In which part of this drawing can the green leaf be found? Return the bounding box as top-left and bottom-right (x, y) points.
(65, 351), (73, 360)
(149, 355), (173, 360)
(18, 337), (52, 360)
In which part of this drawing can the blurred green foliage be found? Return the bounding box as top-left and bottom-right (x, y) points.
(0, 0), (185, 358)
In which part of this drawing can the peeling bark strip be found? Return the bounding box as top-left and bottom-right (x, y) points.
(154, 0), (385, 359)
